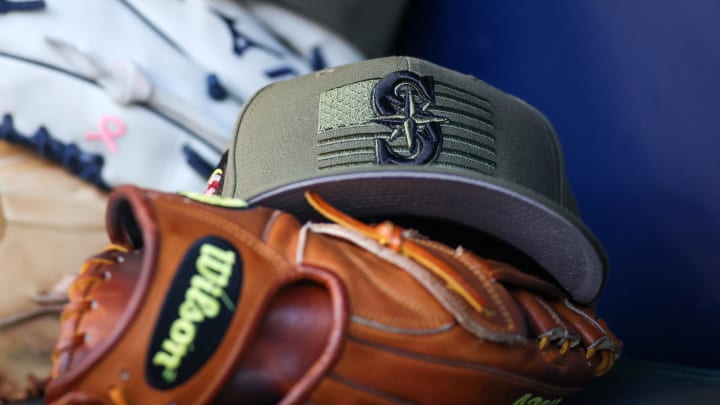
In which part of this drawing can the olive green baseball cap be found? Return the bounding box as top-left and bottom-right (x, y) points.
(220, 56), (607, 304)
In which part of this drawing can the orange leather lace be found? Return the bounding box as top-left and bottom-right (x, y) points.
(306, 191), (617, 376)
(305, 191), (491, 317)
(108, 386), (129, 405)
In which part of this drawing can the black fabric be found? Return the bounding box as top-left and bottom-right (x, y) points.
(381, 214), (559, 286)
(260, 0), (410, 57)
(568, 359), (720, 404)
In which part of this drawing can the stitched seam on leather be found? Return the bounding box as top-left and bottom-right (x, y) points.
(309, 224), (519, 336)
(454, 249), (515, 331)
(535, 296), (566, 328)
(57, 258), (106, 374)
(563, 299), (607, 335)
(414, 239), (515, 332)
(162, 197), (288, 270)
(347, 334), (581, 393)
(347, 250), (451, 327)
(328, 372), (415, 404)
(351, 315), (455, 336)
(344, 251), (440, 320)
(308, 224), (451, 326)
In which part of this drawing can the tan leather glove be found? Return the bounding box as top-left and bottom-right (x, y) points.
(0, 141), (107, 402)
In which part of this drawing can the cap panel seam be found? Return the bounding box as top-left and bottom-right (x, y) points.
(536, 109), (563, 203)
(230, 84), (273, 197)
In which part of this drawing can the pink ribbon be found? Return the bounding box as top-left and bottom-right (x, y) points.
(85, 115), (126, 153)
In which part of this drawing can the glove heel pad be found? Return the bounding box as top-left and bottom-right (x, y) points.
(214, 281), (333, 404)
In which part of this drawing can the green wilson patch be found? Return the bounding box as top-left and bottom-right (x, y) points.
(145, 236), (242, 389)
(513, 393), (563, 405)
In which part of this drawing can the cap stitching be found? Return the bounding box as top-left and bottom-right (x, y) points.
(230, 84), (271, 196)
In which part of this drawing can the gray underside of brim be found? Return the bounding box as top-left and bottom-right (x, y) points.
(247, 171), (606, 304)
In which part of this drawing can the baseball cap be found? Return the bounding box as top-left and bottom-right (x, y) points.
(220, 56), (607, 304)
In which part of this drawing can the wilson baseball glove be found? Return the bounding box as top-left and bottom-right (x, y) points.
(45, 185), (621, 405)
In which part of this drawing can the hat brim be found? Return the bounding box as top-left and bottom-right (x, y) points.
(247, 171), (607, 304)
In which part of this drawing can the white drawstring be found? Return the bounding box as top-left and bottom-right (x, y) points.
(45, 36), (230, 151)
(0, 273), (76, 330)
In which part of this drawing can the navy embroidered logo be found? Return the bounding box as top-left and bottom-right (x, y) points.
(212, 10), (283, 57)
(146, 236), (242, 389)
(317, 73), (496, 174)
(0, 0), (46, 13)
(371, 71), (448, 165)
(212, 9), (299, 79)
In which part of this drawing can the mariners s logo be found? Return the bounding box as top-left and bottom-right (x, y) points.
(371, 71), (448, 165)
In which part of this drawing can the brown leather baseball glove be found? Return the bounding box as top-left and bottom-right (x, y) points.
(45, 185), (621, 405)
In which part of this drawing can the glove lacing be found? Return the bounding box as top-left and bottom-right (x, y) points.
(305, 191), (620, 376)
(52, 243), (132, 404)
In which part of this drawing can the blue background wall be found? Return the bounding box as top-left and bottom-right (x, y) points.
(398, 0), (720, 369)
